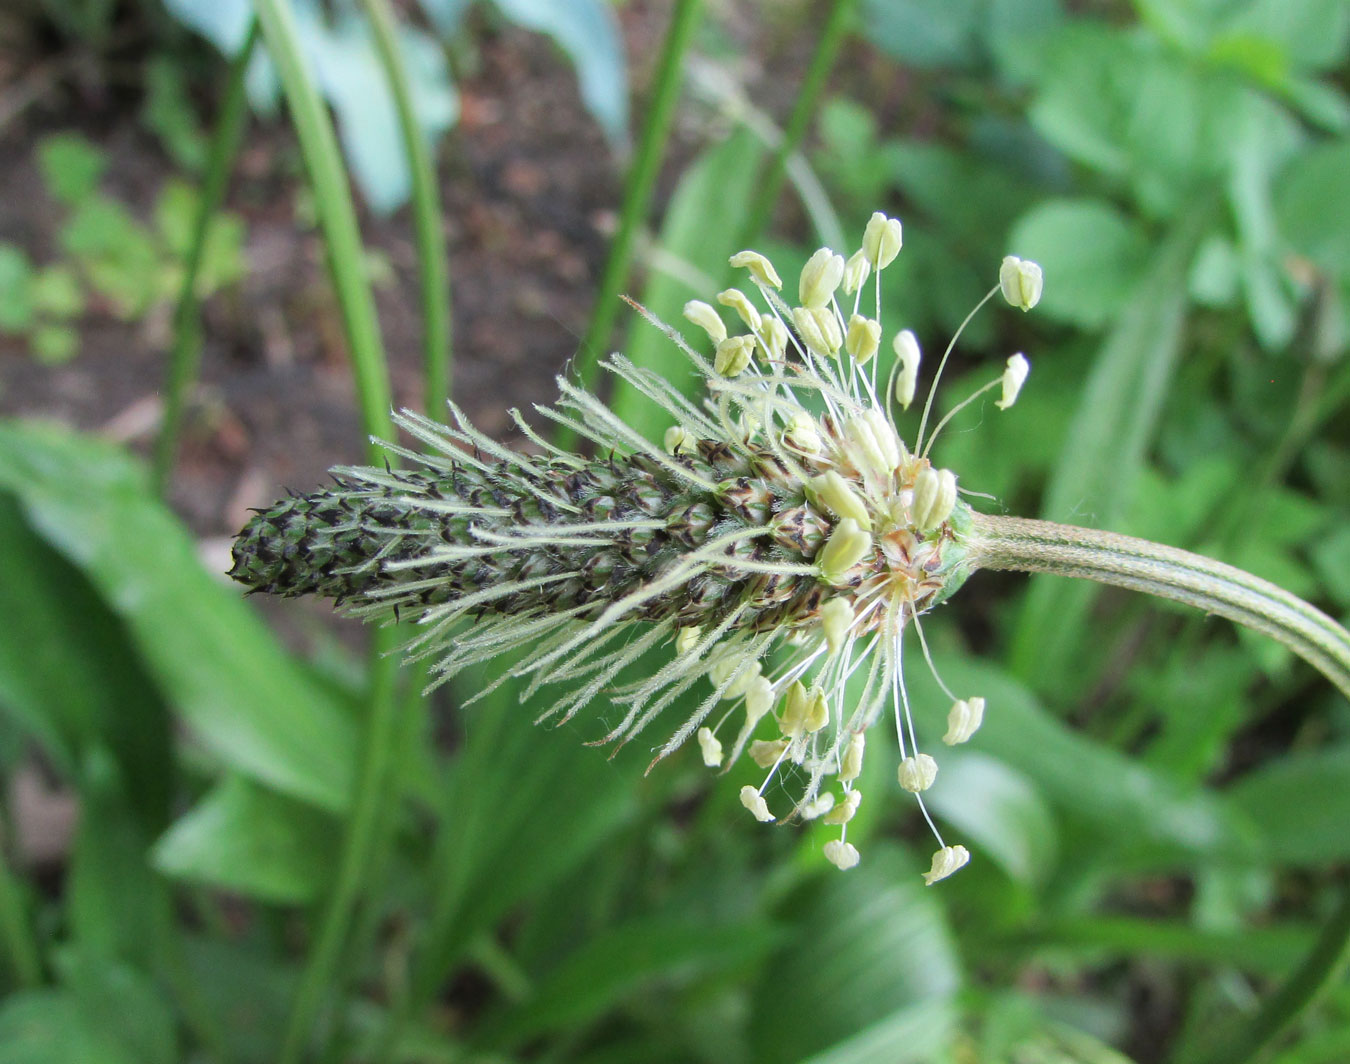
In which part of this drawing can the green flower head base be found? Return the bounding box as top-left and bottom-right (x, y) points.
(230, 212), (1044, 883)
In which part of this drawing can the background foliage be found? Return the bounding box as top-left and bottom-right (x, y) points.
(1, 0), (1348, 1062)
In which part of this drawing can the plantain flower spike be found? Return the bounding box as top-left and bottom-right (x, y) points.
(229, 216), (1053, 882)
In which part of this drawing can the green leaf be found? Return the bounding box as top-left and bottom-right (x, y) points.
(140, 56), (207, 171)
(486, 916), (783, 1047)
(0, 421), (357, 811)
(1227, 746), (1350, 864)
(860, 0), (981, 69)
(1010, 215), (1204, 700)
(1008, 198), (1149, 328)
(54, 951), (176, 1064)
(58, 198), (164, 318)
(153, 775), (339, 904)
(36, 133), (108, 205)
(0, 243), (35, 333)
(0, 495), (171, 823)
(29, 265), (84, 319)
(0, 991), (139, 1064)
(747, 845), (960, 1064)
(925, 751), (1058, 887)
(1276, 140), (1350, 280)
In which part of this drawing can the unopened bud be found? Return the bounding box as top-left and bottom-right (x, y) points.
(675, 626), (702, 656)
(740, 785), (775, 823)
(784, 411), (823, 454)
(863, 211), (903, 268)
(714, 335), (756, 377)
(800, 247), (845, 308)
(893, 329), (921, 409)
(824, 838), (860, 870)
(664, 425), (696, 455)
(821, 598), (853, 655)
(683, 299), (727, 344)
(717, 288), (762, 331)
(781, 681), (811, 738)
(922, 844), (970, 885)
(819, 518), (872, 584)
(809, 469), (872, 529)
(804, 686), (829, 733)
(911, 466), (957, 533)
(898, 753), (938, 792)
(996, 353), (1029, 410)
(999, 255), (1043, 311)
(822, 787), (861, 825)
(843, 411), (901, 482)
(696, 726), (723, 767)
(845, 314), (882, 365)
(943, 697), (986, 745)
(729, 249), (782, 289)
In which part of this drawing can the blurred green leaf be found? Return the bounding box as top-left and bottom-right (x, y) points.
(0, 991), (139, 1064)
(0, 243), (35, 332)
(0, 495), (171, 822)
(59, 198), (163, 318)
(861, 0), (981, 69)
(36, 133), (108, 205)
(140, 56), (207, 171)
(747, 845), (960, 1064)
(153, 775), (339, 903)
(54, 950), (176, 1064)
(30, 325), (80, 365)
(0, 421), (357, 811)
(1277, 140), (1350, 279)
(1010, 216), (1203, 700)
(1227, 746), (1350, 864)
(925, 751), (1058, 886)
(486, 916), (782, 1047)
(66, 749), (166, 967)
(1008, 198), (1149, 328)
(30, 265), (84, 319)
(1310, 524), (1350, 608)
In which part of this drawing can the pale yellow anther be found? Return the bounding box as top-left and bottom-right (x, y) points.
(839, 732), (865, 783)
(799, 247), (845, 309)
(922, 844), (970, 885)
(943, 697), (986, 745)
(996, 353), (1029, 410)
(780, 681), (811, 738)
(822, 787), (861, 825)
(821, 598), (854, 656)
(791, 305), (842, 358)
(739, 785), (775, 823)
(714, 335), (756, 378)
(783, 411), (823, 455)
(749, 738), (789, 769)
(819, 517), (872, 584)
(824, 838), (861, 870)
(999, 255), (1043, 311)
(800, 792), (836, 819)
(842, 248), (871, 295)
(804, 686), (829, 733)
(710, 653), (761, 695)
(893, 329), (921, 409)
(911, 466), (957, 533)
(683, 299), (727, 344)
(729, 249), (783, 289)
(717, 288), (762, 332)
(863, 211), (903, 268)
(845, 314), (882, 366)
(809, 469), (872, 530)
(898, 753), (938, 793)
(758, 317), (789, 362)
(744, 675), (775, 725)
(663, 425), (696, 455)
(675, 626), (702, 656)
(696, 726), (723, 767)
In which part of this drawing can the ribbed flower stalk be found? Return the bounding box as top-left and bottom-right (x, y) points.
(231, 214), (1350, 883)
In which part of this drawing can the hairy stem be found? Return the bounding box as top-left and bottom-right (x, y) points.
(967, 512), (1350, 701)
